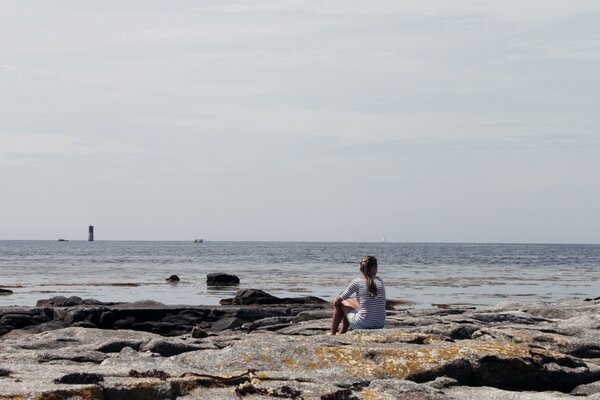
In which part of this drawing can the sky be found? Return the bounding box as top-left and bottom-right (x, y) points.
(0, 0), (599, 243)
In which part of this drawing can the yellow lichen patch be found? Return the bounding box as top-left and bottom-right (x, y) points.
(283, 358), (297, 367)
(315, 340), (536, 379)
(353, 331), (440, 344)
(262, 354), (273, 363)
(359, 388), (388, 400)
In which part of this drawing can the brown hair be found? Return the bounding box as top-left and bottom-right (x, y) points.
(360, 256), (378, 297)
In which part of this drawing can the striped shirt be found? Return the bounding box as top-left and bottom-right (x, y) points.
(340, 276), (386, 329)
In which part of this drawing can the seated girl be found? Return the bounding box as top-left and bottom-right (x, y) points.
(331, 255), (386, 335)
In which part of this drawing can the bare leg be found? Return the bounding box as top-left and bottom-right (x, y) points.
(331, 299), (360, 335)
(340, 299), (359, 334)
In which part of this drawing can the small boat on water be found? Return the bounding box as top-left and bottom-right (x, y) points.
(193, 239), (204, 243)
(58, 239), (69, 242)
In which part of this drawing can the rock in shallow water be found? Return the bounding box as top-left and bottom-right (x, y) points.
(206, 273), (240, 286)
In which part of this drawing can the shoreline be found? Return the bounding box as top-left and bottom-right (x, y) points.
(2, 291), (600, 398)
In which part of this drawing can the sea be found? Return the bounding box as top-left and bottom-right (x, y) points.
(1, 241), (599, 308)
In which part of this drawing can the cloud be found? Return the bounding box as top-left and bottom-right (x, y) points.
(0, 132), (135, 157)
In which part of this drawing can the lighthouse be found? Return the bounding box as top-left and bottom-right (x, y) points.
(88, 225), (94, 242)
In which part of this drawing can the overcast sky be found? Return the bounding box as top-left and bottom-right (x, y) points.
(1, 1), (599, 243)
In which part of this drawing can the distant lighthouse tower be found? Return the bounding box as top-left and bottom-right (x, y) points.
(88, 225), (94, 242)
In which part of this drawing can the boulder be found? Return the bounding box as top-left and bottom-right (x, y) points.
(206, 273), (239, 286)
(165, 275), (180, 283)
(0, 288), (13, 295)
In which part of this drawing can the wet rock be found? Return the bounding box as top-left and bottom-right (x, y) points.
(0, 368), (10, 377)
(166, 275), (180, 283)
(0, 314), (37, 329)
(226, 289), (279, 305)
(207, 273), (240, 286)
(36, 296), (107, 307)
(0, 288), (13, 295)
(222, 289), (328, 306)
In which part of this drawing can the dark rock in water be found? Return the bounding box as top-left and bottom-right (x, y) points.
(140, 339), (206, 357)
(53, 372), (104, 384)
(191, 326), (209, 338)
(227, 289), (280, 305)
(0, 288), (13, 295)
(36, 296), (106, 307)
(207, 273), (240, 286)
(166, 275), (180, 283)
(222, 289), (329, 306)
(0, 368), (10, 377)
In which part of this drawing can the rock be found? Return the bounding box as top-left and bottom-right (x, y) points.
(140, 338), (208, 356)
(0, 314), (37, 329)
(206, 273), (240, 286)
(222, 288), (328, 306)
(166, 275), (180, 283)
(210, 317), (245, 331)
(191, 326), (209, 338)
(38, 350), (108, 364)
(0, 288), (13, 295)
(292, 310), (332, 323)
(426, 376), (459, 389)
(572, 381), (600, 396)
(241, 316), (294, 330)
(227, 289), (279, 305)
(96, 339), (143, 353)
(72, 321), (97, 329)
(444, 386), (575, 399)
(0, 368), (10, 377)
(35, 296), (106, 307)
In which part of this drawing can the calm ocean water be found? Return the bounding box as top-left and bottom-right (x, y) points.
(1, 241), (599, 308)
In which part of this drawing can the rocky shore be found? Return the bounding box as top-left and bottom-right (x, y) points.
(2, 291), (600, 399)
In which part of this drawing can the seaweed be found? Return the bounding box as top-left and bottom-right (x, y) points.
(235, 382), (303, 399)
(320, 388), (359, 400)
(129, 369), (171, 380)
(53, 373), (104, 384)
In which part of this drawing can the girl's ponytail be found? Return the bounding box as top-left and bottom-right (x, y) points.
(360, 256), (378, 297)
